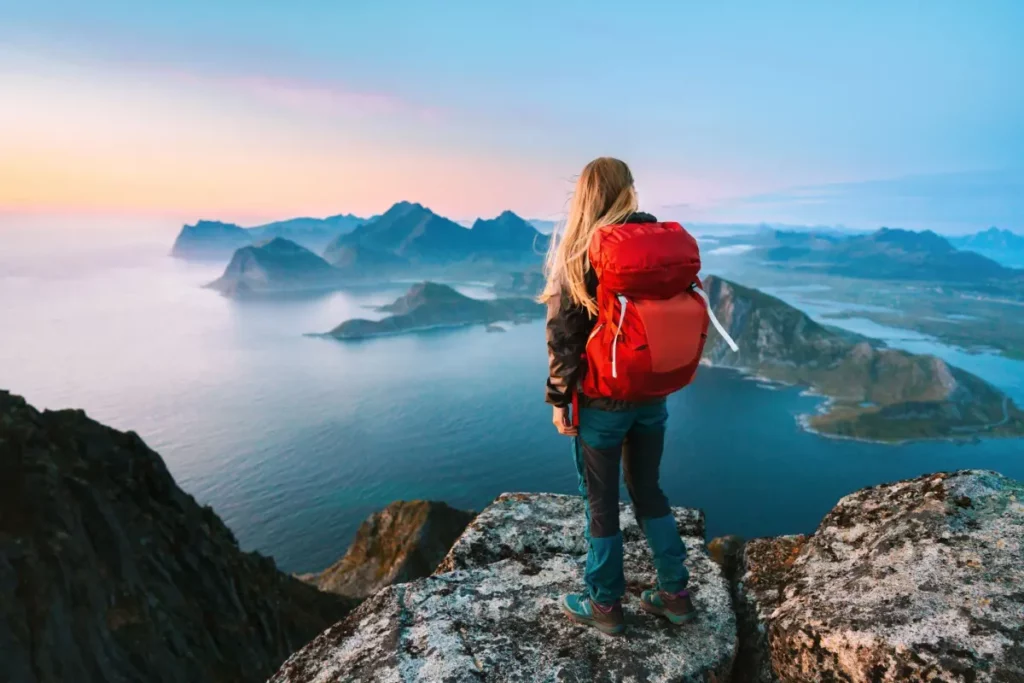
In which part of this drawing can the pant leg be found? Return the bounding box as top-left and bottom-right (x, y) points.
(570, 436), (590, 543)
(622, 401), (689, 593)
(576, 407), (634, 605)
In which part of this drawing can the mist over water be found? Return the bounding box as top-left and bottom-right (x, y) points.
(3, 226), (1024, 573)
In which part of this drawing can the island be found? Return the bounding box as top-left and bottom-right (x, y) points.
(323, 282), (544, 340)
(204, 238), (344, 297)
(700, 275), (1024, 442)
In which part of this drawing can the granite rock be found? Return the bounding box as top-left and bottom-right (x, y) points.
(738, 470), (1024, 682)
(273, 493), (735, 682)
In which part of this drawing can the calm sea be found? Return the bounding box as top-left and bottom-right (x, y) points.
(3, 235), (1023, 573)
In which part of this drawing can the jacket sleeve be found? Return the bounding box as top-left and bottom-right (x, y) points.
(545, 285), (595, 407)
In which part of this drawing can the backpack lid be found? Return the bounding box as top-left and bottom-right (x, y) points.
(589, 221), (701, 298)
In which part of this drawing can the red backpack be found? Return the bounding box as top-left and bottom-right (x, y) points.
(575, 221), (737, 413)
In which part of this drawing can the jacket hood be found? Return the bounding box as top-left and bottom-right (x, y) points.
(625, 211), (658, 223)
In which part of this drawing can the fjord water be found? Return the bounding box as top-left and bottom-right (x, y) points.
(3, 238), (1024, 573)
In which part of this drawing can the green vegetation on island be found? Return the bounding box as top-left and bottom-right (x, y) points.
(700, 275), (1024, 442)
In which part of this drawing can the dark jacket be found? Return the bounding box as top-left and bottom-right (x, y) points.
(545, 211), (663, 411)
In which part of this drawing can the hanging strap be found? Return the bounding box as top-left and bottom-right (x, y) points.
(691, 284), (739, 352)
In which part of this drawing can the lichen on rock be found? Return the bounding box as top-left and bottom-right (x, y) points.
(737, 470), (1024, 682)
(273, 493), (735, 682)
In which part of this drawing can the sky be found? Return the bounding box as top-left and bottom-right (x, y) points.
(1, 1), (1023, 232)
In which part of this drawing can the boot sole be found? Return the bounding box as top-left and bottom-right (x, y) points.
(559, 600), (626, 636)
(640, 599), (697, 625)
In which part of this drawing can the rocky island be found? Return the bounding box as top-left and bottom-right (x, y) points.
(324, 281), (544, 340)
(701, 275), (1024, 442)
(204, 237), (346, 297)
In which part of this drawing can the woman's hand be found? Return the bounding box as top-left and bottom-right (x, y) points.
(552, 406), (578, 436)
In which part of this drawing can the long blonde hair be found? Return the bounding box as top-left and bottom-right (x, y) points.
(539, 157), (638, 317)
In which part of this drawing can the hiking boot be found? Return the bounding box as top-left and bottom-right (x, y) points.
(640, 589), (697, 625)
(559, 593), (625, 635)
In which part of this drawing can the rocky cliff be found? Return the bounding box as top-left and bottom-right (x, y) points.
(0, 391), (354, 683)
(733, 470), (1024, 682)
(273, 493), (738, 682)
(301, 500), (474, 599)
(273, 472), (1024, 683)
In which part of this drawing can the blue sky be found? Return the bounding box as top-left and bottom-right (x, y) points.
(2, 1), (1022, 231)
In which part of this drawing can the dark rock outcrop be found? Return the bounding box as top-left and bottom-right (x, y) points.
(735, 470), (1024, 682)
(273, 493), (736, 682)
(302, 501), (474, 599)
(0, 391), (353, 683)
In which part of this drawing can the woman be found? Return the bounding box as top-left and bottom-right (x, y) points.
(541, 157), (700, 636)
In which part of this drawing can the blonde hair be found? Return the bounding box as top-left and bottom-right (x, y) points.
(539, 157), (638, 317)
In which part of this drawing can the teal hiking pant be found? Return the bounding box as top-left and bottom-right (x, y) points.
(572, 401), (689, 605)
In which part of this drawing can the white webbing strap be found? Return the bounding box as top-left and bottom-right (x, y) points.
(611, 294), (628, 378)
(692, 285), (739, 352)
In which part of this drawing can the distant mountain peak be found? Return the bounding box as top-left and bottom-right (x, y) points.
(191, 219), (245, 229)
(387, 201), (430, 215)
(871, 227), (954, 252)
(256, 236), (312, 253)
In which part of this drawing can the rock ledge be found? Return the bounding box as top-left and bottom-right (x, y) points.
(273, 493), (736, 682)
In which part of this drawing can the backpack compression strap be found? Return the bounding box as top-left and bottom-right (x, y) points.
(691, 285), (740, 352)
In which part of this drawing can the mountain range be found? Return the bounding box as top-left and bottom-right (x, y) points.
(700, 275), (1024, 441)
(171, 214), (367, 259)
(326, 202), (547, 267)
(755, 227), (1021, 282)
(950, 227), (1024, 268)
(204, 203), (548, 296)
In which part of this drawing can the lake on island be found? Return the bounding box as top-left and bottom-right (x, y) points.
(3, 240), (1024, 573)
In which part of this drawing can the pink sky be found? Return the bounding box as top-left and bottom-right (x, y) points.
(0, 48), (756, 225)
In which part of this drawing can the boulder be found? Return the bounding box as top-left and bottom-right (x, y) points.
(305, 500), (475, 599)
(273, 493), (736, 682)
(737, 470), (1024, 682)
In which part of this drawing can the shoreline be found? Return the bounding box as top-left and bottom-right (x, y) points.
(701, 360), (1011, 446)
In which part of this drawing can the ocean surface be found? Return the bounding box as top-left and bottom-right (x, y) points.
(3, 237), (1024, 573)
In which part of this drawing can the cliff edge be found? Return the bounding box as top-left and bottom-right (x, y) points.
(0, 391), (354, 683)
(273, 493), (737, 682)
(735, 469), (1024, 682)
